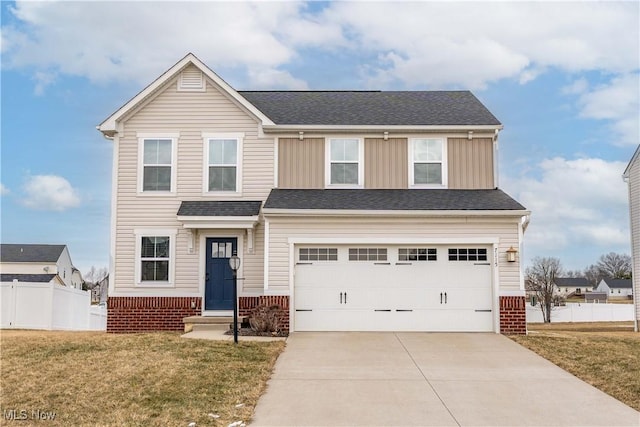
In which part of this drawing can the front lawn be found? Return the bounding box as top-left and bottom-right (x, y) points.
(0, 330), (285, 426)
(511, 322), (639, 411)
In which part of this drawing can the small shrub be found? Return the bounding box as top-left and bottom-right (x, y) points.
(249, 304), (280, 333)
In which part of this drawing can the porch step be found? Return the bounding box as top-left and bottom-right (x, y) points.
(183, 316), (246, 333)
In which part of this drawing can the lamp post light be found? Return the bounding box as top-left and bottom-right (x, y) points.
(228, 252), (241, 344)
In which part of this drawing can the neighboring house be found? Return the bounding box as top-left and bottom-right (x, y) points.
(0, 244), (82, 289)
(0, 273), (65, 285)
(98, 53), (530, 334)
(584, 292), (608, 304)
(554, 277), (592, 296)
(596, 278), (633, 298)
(623, 145), (639, 331)
(91, 274), (109, 304)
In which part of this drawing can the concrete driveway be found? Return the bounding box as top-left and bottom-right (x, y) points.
(251, 332), (639, 426)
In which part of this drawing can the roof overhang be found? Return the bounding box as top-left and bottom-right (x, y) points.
(623, 144), (640, 180)
(261, 124), (503, 135)
(177, 215), (260, 229)
(262, 208), (530, 218)
(98, 53), (274, 137)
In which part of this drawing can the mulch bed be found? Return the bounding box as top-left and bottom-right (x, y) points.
(224, 327), (289, 337)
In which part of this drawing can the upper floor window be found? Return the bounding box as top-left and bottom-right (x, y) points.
(208, 139), (238, 192)
(138, 133), (178, 193)
(327, 138), (363, 187)
(203, 133), (243, 194)
(143, 139), (173, 191)
(409, 138), (447, 187)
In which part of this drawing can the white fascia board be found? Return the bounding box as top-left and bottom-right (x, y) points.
(262, 124), (503, 133)
(177, 215), (259, 229)
(262, 209), (530, 218)
(98, 53), (274, 135)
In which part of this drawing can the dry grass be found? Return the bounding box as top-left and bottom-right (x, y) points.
(0, 330), (285, 426)
(511, 322), (640, 411)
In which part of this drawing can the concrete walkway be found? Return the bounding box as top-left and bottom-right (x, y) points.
(251, 332), (639, 426)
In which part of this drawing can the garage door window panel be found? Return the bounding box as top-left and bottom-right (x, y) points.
(299, 248), (338, 261)
(399, 248), (437, 261)
(448, 248), (487, 261)
(348, 248), (387, 261)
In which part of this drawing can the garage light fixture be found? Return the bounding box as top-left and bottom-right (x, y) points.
(506, 246), (518, 263)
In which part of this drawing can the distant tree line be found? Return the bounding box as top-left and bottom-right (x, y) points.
(525, 252), (632, 323)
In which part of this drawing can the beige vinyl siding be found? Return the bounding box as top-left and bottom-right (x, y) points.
(365, 138), (408, 189)
(628, 157), (640, 322)
(278, 138), (324, 188)
(266, 216), (521, 293)
(113, 65), (272, 293)
(448, 138), (494, 189)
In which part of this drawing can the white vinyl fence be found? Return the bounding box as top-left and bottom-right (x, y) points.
(527, 302), (634, 323)
(1, 281), (107, 331)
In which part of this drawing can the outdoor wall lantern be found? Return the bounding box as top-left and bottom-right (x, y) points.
(229, 253), (241, 344)
(506, 246), (518, 263)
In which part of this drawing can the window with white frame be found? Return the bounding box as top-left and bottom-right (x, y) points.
(206, 137), (240, 192)
(140, 236), (170, 282)
(328, 138), (362, 186)
(410, 138), (446, 186)
(142, 138), (173, 191)
(135, 229), (176, 285)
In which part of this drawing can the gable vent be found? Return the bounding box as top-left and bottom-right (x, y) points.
(178, 68), (205, 92)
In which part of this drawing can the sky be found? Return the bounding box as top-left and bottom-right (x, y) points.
(1, 0), (639, 276)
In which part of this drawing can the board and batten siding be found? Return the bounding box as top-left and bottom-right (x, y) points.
(113, 65), (272, 294)
(278, 138), (325, 188)
(365, 138), (408, 189)
(628, 155), (640, 323)
(266, 216), (522, 293)
(448, 138), (494, 189)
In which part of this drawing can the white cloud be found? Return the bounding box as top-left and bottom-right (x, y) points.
(2, 1), (637, 91)
(0, 183), (9, 195)
(575, 74), (640, 146)
(22, 175), (81, 211)
(503, 157), (630, 265)
(1, 1), (345, 90)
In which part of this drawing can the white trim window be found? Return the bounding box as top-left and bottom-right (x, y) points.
(135, 229), (177, 286)
(326, 138), (363, 187)
(138, 135), (177, 193)
(409, 138), (447, 187)
(203, 133), (243, 194)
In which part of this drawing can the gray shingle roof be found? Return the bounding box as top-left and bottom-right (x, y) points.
(177, 201), (262, 216)
(603, 278), (632, 289)
(0, 273), (58, 283)
(239, 91), (501, 126)
(263, 189), (526, 211)
(555, 278), (590, 287)
(0, 244), (66, 263)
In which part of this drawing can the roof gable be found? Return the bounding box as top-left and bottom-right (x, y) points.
(98, 53), (274, 136)
(0, 244), (66, 263)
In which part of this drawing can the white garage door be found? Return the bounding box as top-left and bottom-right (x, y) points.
(294, 245), (494, 332)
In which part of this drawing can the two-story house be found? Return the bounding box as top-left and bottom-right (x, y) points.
(99, 53), (529, 334)
(0, 243), (83, 289)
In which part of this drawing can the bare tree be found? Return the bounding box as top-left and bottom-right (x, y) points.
(83, 266), (108, 289)
(596, 252), (632, 279)
(564, 269), (583, 278)
(583, 264), (604, 287)
(526, 257), (563, 323)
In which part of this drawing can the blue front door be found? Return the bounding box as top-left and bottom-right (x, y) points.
(205, 238), (237, 311)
